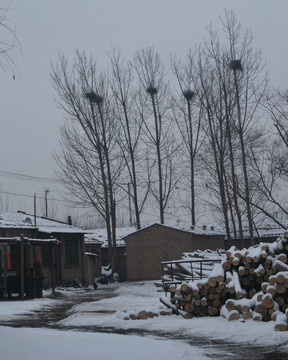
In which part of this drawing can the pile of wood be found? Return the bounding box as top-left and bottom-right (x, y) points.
(123, 309), (172, 320)
(161, 232), (288, 331)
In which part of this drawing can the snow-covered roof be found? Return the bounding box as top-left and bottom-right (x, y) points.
(124, 222), (225, 237)
(85, 223), (225, 248)
(232, 218), (288, 240)
(85, 227), (136, 247)
(0, 211), (85, 234)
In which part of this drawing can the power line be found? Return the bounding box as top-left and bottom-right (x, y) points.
(0, 190), (82, 206)
(0, 169), (60, 183)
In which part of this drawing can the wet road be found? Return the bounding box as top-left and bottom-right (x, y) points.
(0, 288), (287, 359)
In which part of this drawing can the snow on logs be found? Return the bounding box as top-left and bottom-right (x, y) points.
(161, 232), (288, 331)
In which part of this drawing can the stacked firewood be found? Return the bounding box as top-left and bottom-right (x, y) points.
(165, 270), (226, 319)
(161, 232), (288, 331)
(123, 309), (173, 320)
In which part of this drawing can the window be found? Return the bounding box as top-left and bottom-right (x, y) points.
(65, 237), (79, 267)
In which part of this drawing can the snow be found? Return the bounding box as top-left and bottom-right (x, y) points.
(0, 296), (58, 321)
(0, 211), (85, 234)
(84, 226), (136, 247)
(0, 281), (288, 359)
(157, 222), (225, 236)
(84, 223), (226, 249)
(0, 327), (201, 360)
(235, 218), (288, 239)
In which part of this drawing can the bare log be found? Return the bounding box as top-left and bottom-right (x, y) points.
(261, 294), (274, 309)
(275, 283), (286, 295)
(225, 299), (236, 312)
(255, 304), (268, 317)
(159, 296), (182, 316)
(207, 306), (218, 316)
(275, 260), (288, 272)
(208, 277), (217, 287)
(184, 302), (195, 313)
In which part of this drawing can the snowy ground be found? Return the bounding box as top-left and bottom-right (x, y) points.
(1, 281), (288, 359)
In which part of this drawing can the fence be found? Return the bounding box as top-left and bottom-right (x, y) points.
(161, 258), (221, 292)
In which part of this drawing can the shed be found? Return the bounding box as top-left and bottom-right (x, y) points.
(0, 211), (87, 289)
(0, 236), (59, 299)
(124, 223), (225, 281)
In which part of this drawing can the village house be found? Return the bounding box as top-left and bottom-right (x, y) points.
(0, 211), (86, 298)
(3, 209), (283, 298)
(84, 223), (226, 282)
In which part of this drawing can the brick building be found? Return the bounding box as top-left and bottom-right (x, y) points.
(124, 223), (225, 281)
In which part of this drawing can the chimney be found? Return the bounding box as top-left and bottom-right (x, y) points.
(68, 216), (72, 225)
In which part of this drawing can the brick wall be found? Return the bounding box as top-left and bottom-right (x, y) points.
(125, 224), (225, 281)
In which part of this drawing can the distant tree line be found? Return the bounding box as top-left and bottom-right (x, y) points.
(51, 10), (288, 271)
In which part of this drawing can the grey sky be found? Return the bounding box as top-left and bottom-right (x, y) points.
(0, 0), (287, 220)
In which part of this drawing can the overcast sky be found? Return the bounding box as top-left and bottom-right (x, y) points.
(0, 0), (288, 222)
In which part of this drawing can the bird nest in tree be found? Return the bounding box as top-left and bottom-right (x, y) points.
(85, 91), (103, 104)
(229, 60), (243, 71)
(183, 90), (195, 101)
(146, 86), (158, 95)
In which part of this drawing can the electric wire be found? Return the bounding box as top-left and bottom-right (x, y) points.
(0, 190), (83, 206)
(0, 169), (60, 183)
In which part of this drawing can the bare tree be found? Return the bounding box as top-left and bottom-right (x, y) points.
(51, 51), (121, 273)
(109, 48), (149, 229)
(265, 88), (288, 163)
(247, 88), (288, 227)
(170, 51), (205, 225)
(191, 11), (267, 243)
(0, 6), (21, 76)
(133, 46), (179, 224)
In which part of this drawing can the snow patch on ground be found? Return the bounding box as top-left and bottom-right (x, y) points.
(0, 281), (288, 359)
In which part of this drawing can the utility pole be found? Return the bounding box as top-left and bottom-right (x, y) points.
(34, 193), (37, 227)
(44, 190), (49, 218)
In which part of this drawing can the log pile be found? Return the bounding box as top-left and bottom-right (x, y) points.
(123, 309), (172, 320)
(161, 232), (288, 331)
